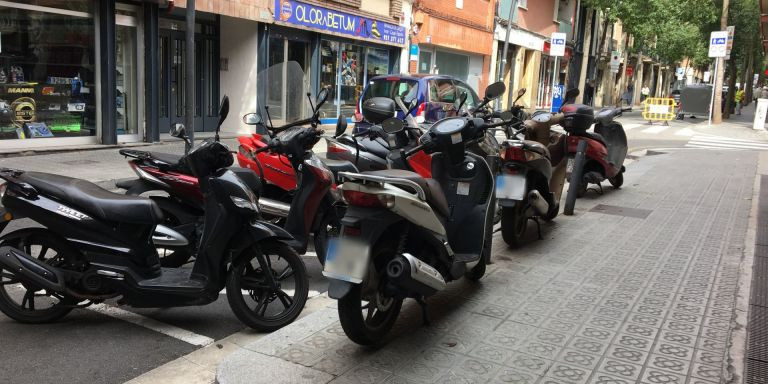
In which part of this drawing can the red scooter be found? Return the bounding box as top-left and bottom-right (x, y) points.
(562, 104), (628, 213)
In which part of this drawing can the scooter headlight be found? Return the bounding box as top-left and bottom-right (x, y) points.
(231, 196), (260, 212)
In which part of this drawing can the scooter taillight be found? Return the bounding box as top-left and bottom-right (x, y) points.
(327, 142), (350, 154)
(342, 190), (386, 208)
(501, 144), (527, 162)
(415, 102), (426, 124)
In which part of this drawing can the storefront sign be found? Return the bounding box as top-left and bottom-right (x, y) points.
(11, 97), (35, 128)
(551, 85), (564, 113)
(275, 0), (406, 45)
(409, 44), (419, 61)
(626, 66), (634, 77)
(550, 33), (566, 57)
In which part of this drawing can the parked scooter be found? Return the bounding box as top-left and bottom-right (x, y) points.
(0, 113), (308, 331)
(239, 89), (350, 264)
(495, 88), (577, 246)
(563, 105), (628, 213)
(323, 83), (508, 345)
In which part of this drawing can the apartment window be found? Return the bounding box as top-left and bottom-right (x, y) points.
(518, 0), (527, 8)
(456, 0), (463, 9)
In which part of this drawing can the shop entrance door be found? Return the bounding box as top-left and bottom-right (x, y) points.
(158, 26), (218, 134)
(267, 37), (309, 124)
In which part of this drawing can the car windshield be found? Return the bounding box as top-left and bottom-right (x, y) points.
(364, 78), (419, 104)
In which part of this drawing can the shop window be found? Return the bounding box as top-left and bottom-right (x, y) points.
(418, 51), (432, 74)
(0, 3), (95, 140)
(435, 51), (469, 83)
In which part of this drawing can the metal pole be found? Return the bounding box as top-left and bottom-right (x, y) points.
(709, 58), (719, 126)
(185, 0), (196, 153)
(496, 0), (518, 109)
(552, 56), (559, 111)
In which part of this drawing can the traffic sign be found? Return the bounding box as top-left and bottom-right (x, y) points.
(610, 51), (620, 73)
(550, 32), (566, 57)
(725, 26), (735, 60)
(551, 85), (564, 113)
(708, 31), (728, 58)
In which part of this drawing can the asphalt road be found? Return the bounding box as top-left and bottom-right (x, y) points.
(1, 110), (767, 384)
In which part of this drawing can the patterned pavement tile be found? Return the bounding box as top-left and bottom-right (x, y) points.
(640, 368), (687, 384)
(696, 337), (727, 352)
(585, 316), (623, 331)
(436, 333), (479, 354)
(694, 349), (725, 366)
(690, 363), (724, 382)
(596, 358), (643, 381)
(575, 324), (616, 342)
(489, 368), (540, 384)
(448, 357), (501, 382)
(503, 352), (554, 376)
(541, 318), (580, 334)
(614, 334), (654, 352)
(544, 362), (591, 384)
(412, 348), (459, 369)
(508, 311), (548, 327)
(661, 320), (701, 335)
(621, 322), (659, 340)
(532, 328), (571, 347)
(515, 340), (563, 360)
(659, 330), (697, 348)
(397, 361), (442, 382)
(646, 354), (691, 376)
(484, 330), (524, 351)
(604, 344), (648, 365)
(589, 372), (634, 384)
(652, 342), (694, 361)
(332, 365), (390, 384)
(468, 343), (516, 365)
(556, 348), (601, 370)
(565, 336), (609, 355)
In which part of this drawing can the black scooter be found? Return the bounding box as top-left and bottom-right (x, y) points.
(0, 102), (308, 332)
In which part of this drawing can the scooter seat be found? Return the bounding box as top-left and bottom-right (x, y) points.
(147, 152), (183, 165)
(364, 169), (450, 218)
(321, 158), (358, 175)
(19, 172), (164, 225)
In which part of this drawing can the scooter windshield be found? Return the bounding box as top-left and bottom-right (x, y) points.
(258, 61), (311, 126)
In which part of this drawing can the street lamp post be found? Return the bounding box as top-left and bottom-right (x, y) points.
(185, 0), (195, 153)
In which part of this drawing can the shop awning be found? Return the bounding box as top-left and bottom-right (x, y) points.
(494, 25), (545, 52)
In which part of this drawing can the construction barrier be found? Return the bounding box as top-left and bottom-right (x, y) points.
(642, 98), (676, 124)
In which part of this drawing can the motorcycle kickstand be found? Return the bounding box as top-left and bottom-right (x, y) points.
(416, 296), (430, 326)
(596, 184), (604, 195)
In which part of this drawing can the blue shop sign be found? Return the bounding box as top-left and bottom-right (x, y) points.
(275, 0), (406, 45)
(551, 85), (564, 113)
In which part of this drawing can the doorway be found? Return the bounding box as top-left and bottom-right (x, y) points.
(266, 36), (310, 124)
(157, 22), (218, 134)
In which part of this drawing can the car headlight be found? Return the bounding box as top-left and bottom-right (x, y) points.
(231, 196), (259, 212)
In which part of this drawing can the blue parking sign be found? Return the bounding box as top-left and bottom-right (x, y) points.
(551, 85), (564, 113)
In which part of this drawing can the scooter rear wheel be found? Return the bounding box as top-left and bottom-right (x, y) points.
(0, 229), (78, 323)
(501, 207), (527, 247)
(226, 241), (308, 332)
(609, 172), (624, 189)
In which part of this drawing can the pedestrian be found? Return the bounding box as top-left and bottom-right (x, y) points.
(735, 86), (745, 115)
(584, 80), (594, 106)
(641, 85), (650, 103)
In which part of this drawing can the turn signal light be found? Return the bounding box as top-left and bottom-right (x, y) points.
(327, 142), (349, 154)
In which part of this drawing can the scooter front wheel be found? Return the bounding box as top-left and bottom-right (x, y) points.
(226, 241), (308, 332)
(609, 172), (624, 189)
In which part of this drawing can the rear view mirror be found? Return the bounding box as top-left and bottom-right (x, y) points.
(316, 87), (330, 108)
(456, 91), (468, 112)
(170, 123), (186, 139)
(218, 96), (230, 127)
(517, 88), (527, 97)
(564, 88), (580, 104)
(382, 117), (404, 134)
(335, 114), (348, 137)
(243, 113), (262, 125)
(485, 81), (506, 100)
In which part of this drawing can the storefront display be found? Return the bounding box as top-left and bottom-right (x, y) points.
(0, 3), (95, 140)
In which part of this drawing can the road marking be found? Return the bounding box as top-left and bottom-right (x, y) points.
(89, 303), (214, 347)
(640, 126), (669, 134)
(623, 123), (643, 130)
(686, 135), (768, 150)
(674, 128), (696, 137)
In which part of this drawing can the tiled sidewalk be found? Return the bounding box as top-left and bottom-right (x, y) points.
(218, 149), (757, 384)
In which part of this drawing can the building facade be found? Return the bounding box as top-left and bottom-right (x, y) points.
(0, 0), (407, 150)
(408, 0), (495, 93)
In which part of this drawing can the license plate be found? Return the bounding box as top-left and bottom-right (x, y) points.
(495, 174), (526, 200)
(566, 158), (575, 173)
(322, 237), (370, 284)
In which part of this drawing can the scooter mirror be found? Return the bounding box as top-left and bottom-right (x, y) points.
(455, 91), (468, 112)
(218, 96), (230, 127)
(382, 117), (405, 134)
(500, 111), (514, 121)
(517, 88), (527, 98)
(170, 123), (186, 139)
(242, 113), (262, 125)
(485, 81), (506, 100)
(316, 87), (330, 109)
(335, 114), (348, 138)
(563, 88), (580, 105)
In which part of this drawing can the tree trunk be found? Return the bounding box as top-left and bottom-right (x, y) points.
(576, 9), (594, 104)
(743, 43), (755, 105)
(713, 0), (729, 124)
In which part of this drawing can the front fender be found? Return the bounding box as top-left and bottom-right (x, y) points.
(228, 221), (297, 265)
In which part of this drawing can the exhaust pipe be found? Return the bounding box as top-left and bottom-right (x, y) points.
(258, 197), (291, 218)
(528, 190), (550, 217)
(0, 246), (66, 293)
(152, 225), (189, 247)
(386, 253), (446, 296)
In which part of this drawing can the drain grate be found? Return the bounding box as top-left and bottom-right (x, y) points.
(588, 204), (652, 219)
(746, 358), (768, 384)
(645, 150), (667, 156)
(752, 258), (768, 307)
(61, 159), (99, 166)
(748, 306), (768, 361)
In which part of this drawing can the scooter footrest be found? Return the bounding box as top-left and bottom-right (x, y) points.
(137, 267), (206, 291)
(453, 253), (480, 263)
